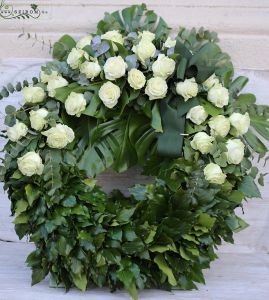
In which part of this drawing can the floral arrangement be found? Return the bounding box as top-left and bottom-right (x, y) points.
(0, 4), (268, 300)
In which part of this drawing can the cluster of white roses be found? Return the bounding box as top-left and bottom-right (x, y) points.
(6, 30), (251, 185)
(178, 74), (250, 185)
(6, 85), (75, 177)
(63, 30), (177, 108)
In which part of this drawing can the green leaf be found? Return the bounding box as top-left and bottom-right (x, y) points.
(201, 100), (223, 116)
(13, 213), (29, 224)
(71, 273), (87, 291)
(244, 130), (267, 154)
(154, 254), (177, 286)
(53, 34), (76, 60)
(31, 268), (48, 286)
(71, 258), (83, 274)
(5, 105), (16, 115)
(149, 244), (177, 253)
(238, 175), (261, 198)
(15, 200), (28, 214)
(117, 207), (136, 223)
(63, 195), (77, 207)
(250, 116), (269, 141)
(151, 102), (163, 132)
(198, 213), (216, 229)
(228, 190), (245, 204)
(25, 184), (40, 206)
(229, 76), (248, 96)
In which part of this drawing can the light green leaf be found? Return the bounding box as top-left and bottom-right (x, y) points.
(198, 213), (216, 229)
(151, 102), (163, 132)
(71, 273), (87, 291)
(25, 184), (40, 206)
(154, 254), (177, 286)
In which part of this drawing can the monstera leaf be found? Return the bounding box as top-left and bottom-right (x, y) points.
(78, 114), (157, 176)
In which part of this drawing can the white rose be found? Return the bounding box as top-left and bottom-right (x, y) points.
(145, 77), (168, 100)
(152, 54), (176, 79)
(7, 120), (28, 142)
(176, 78), (198, 101)
(23, 86), (46, 104)
(40, 70), (59, 83)
(208, 115), (230, 137)
(226, 139), (245, 165)
(47, 76), (68, 97)
(164, 37), (176, 48)
(204, 163), (226, 185)
(138, 31), (155, 42)
(229, 112), (250, 136)
(65, 92), (86, 117)
(127, 69), (146, 90)
(207, 84), (229, 108)
(29, 108), (48, 131)
(103, 56), (127, 81)
(101, 30), (124, 51)
(190, 132), (214, 154)
(202, 74), (219, 90)
(76, 35), (92, 49)
(67, 48), (87, 69)
(80, 60), (101, 80)
(186, 105), (208, 125)
(132, 40), (156, 65)
(17, 152), (44, 177)
(98, 81), (121, 109)
(42, 124), (75, 149)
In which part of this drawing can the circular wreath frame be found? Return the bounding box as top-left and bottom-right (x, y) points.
(1, 4), (268, 300)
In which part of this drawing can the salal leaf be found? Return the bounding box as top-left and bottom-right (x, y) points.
(154, 254), (177, 286)
(239, 175), (261, 198)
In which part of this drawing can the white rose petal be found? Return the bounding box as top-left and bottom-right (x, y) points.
(204, 163), (226, 185)
(47, 76), (68, 97)
(176, 78), (198, 101)
(7, 120), (28, 142)
(186, 105), (208, 125)
(80, 60), (101, 80)
(127, 69), (146, 90)
(229, 112), (250, 136)
(164, 37), (176, 48)
(101, 30), (124, 51)
(145, 77), (168, 100)
(190, 132), (214, 154)
(29, 108), (48, 131)
(17, 151), (44, 176)
(207, 84), (229, 108)
(23, 86), (46, 104)
(42, 124), (75, 149)
(98, 81), (121, 109)
(67, 48), (87, 69)
(77, 35), (92, 49)
(104, 56), (127, 81)
(40, 70), (59, 83)
(208, 115), (230, 137)
(138, 30), (155, 42)
(202, 74), (219, 90)
(132, 40), (156, 65)
(65, 92), (86, 117)
(226, 139), (245, 165)
(152, 54), (176, 79)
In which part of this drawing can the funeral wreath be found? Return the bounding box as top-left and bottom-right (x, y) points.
(0, 4), (269, 300)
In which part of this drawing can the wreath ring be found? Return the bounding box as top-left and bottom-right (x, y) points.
(1, 4), (268, 300)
